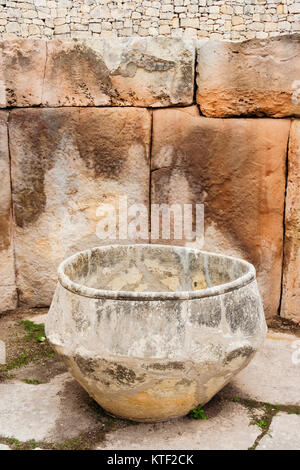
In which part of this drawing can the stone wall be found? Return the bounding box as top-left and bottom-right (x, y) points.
(0, 35), (299, 324)
(2, 0), (300, 41)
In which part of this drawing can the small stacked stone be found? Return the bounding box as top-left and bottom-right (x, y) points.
(1, 0), (300, 41)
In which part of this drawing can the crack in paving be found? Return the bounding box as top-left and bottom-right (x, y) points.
(234, 397), (300, 450)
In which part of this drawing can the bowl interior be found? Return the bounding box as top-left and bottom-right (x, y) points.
(62, 244), (252, 295)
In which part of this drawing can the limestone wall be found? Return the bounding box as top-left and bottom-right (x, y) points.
(0, 35), (299, 324)
(2, 0), (300, 41)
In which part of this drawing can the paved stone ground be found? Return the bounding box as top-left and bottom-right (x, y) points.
(0, 309), (299, 450)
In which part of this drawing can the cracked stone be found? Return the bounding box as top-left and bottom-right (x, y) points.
(151, 107), (290, 318)
(9, 107), (151, 306)
(42, 38), (195, 107)
(0, 373), (100, 443)
(96, 401), (261, 450)
(0, 110), (17, 312)
(220, 332), (300, 406)
(257, 413), (300, 450)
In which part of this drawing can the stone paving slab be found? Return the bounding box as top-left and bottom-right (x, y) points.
(0, 375), (63, 442)
(26, 311), (49, 324)
(0, 444), (11, 450)
(0, 372), (100, 444)
(220, 331), (300, 406)
(257, 413), (300, 450)
(96, 401), (261, 450)
(1, 312), (300, 450)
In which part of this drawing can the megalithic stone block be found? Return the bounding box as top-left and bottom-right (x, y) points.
(151, 106), (290, 319)
(42, 38), (195, 107)
(9, 107), (151, 306)
(281, 120), (300, 323)
(196, 35), (300, 117)
(0, 110), (17, 312)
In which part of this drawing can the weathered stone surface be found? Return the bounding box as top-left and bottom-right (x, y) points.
(0, 377), (62, 441)
(10, 108), (151, 306)
(1, 3), (299, 42)
(281, 120), (300, 323)
(0, 373), (101, 443)
(197, 35), (300, 117)
(42, 38), (195, 107)
(151, 107), (290, 318)
(46, 244), (266, 422)
(96, 401), (261, 450)
(0, 40), (46, 108)
(257, 413), (300, 450)
(0, 444), (11, 450)
(0, 111), (17, 312)
(1, 308), (298, 449)
(220, 331), (300, 406)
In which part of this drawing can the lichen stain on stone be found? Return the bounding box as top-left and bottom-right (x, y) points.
(112, 50), (175, 78)
(75, 110), (144, 181)
(5, 88), (17, 107)
(189, 298), (222, 328)
(1, 47), (30, 105)
(184, 124), (265, 267)
(50, 44), (117, 103)
(71, 301), (90, 332)
(225, 345), (255, 364)
(104, 363), (146, 386)
(65, 252), (90, 282)
(154, 121), (267, 267)
(11, 109), (65, 228)
(224, 290), (261, 335)
(74, 355), (98, 377)
(145, 361), (185, 371)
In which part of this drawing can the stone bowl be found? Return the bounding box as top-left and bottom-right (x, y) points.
(45, 244), (267, 422)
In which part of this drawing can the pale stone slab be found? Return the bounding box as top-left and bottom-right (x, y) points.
(0, 444), (11, 450)
(257, 413), (300, 450)
(43, 38), (195, 107)
(26, 312), (48, 324)
(0, 40), (46, 108)
(281, 120), (300, 323)
(221, 332), (300, 406)
(0, 286), (17, 313)
(96, 402), (260, 450)
(9, 108), (151, 306)
(196, 35), (300, 117)
(0, 373), (100, 443)
(0, 378), (62, 441)
(151, 107), (290, 318)
(0, 110), (17, 312)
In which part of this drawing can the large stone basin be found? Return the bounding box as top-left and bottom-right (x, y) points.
(45, 244), (267, 422)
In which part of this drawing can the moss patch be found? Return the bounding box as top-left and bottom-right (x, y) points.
(0, 308), (64, 383)
(0, 429), (106, 451)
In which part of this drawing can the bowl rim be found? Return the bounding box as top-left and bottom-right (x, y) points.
(57, 244), (256, 301)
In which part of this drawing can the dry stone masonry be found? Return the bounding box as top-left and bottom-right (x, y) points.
(2, 0), (300, 41)
(0, 35), (299, 325)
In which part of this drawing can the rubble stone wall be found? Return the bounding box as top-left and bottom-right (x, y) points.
(0, 35), (299, 324)
(1, 0), (300, 41)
